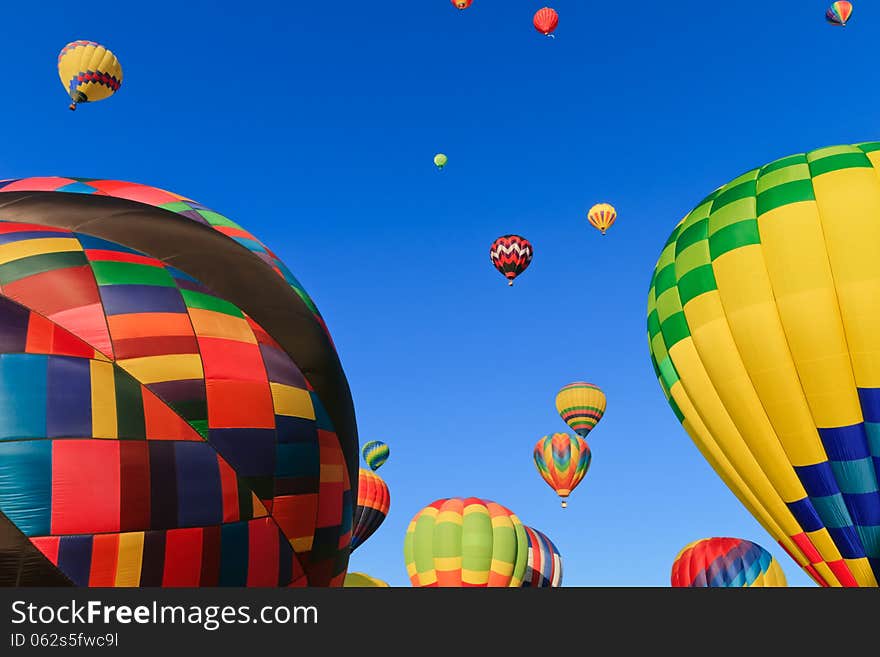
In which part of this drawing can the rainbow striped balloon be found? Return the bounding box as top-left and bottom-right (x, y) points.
(555, 382), (606, 438)
(522, 526), (563, 587)
(826, 1), (853, 26)
(351, 469), (390, 551)
(404, 498), (528, 587)
(362, 440), (389, 471)
(671, 538), (787, 587)
(533, 433), (591, 508)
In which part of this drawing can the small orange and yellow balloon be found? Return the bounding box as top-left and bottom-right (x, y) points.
(587, 203), (617, 235)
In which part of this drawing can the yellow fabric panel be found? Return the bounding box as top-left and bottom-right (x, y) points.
(291, 536), (313, 553)
(0, 238), (82, 264)
(188, 308), (256, 343)
(114, 532), (144, 587)
(843, 558), (879, 587)
(461, 569), (489, 585)
(269, 383), (315, 419)
(811, 562), (841, 587)
(753, 202), (840, 463)
(667, 339), (805, 539)
(119, 354), (204, 384)
(489, 559), (513, 576)
(680, 287), (808, 503)
(812, 167), (880, 387)
(90, 360), (117, 439)
(435, 557), (463, 570)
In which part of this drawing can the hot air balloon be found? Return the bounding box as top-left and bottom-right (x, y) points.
(533, 433), (591, 509)
(533, 7), (559, 37)
(451, 0), (473, 9)
(671, 538), (787, 587)
(0, 177), (358, 587)
(344, 572), (390, 587)
(522, 526), (563, 587)
(434, 153), (448, 170)
(826, 1), (853, 25)
(490, 235), (533, 286)
(362, 440), (389, 471)
(58, 41), (123, 111)
(587, 203), (617, 236)
(404, 498), (528, 586)
(555, 382), (606, 438)
(647, 141), (880, 587)
(352, 469), (390, 552)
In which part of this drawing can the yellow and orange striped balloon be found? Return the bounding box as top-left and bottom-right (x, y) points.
(58, 40), (122, 111)
(587, 203), (617, 235)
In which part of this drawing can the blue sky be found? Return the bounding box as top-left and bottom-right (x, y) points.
(4, 1), (878, 586)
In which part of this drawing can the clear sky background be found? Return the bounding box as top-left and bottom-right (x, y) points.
(3, 1), (877, 586)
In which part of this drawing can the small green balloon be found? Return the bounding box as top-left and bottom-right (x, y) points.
(434, 153), (448, 169)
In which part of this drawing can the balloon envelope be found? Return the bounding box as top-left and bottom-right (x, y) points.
(647, 142), (880, 587)
(433, 153), (448, 169)
(522, 526), (563, 587)
(826, 1), (853, 25)
(533, 433), (591, 508)
(533, 7), (559, 35)
(362, 440), (389, 471)
(404, 498), (528, 586)
(555, 382), (606, 438)
(671, 538), (787, 587)
(344, 572), (389, 587)
(587, 203), (618, 235)
(451, 0), (473, 10)
(351, 469), (390, 551)
(489, 235), (533, 286)
(58, 41), (122, 110)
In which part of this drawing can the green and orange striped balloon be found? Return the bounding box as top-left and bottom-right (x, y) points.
(403, 498), (528, 587)
(533, 433), (592, 508)
(555, 382), (606, 437)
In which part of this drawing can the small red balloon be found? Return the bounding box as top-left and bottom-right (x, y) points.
(452, 0), (473, 9)
(533, 7), (559, 35)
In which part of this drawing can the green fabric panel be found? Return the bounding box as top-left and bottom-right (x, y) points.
(114, 367), (145, 440)
(756, 179), (815, 215)
(91, 261), (176, 287)
(760, 153), (807, 176)
(660, 311), (690, 348)
(180, 289), (244, 317)
(709, 219), (761, 260)
(678, 264), (717, 306)
(808, 152), (872, 177)
(461, 507), (492, 576)
(0, 251), (88, 285)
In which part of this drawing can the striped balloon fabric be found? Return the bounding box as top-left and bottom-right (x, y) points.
(404, 498), (528, 587)
(522, 526), (563, 587)
(587, 203), (617, 235)
(671, 538), (787, 587)
(351, 469), (390, 551)
(361, 440), (389, 471)
(555, 382), (606, 438)
(826, 1), (853, 26)
(533, 433), (591, 508)
(489, 235), (533, 286)
(0, 179), (355, 587)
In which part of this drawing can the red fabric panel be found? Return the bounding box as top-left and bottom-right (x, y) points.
(119, 441), (151, 531)
(5, 266), (100, 316)
(113, 335), (200, 360)
(218, 457), (239, 522)
(205, 380), (274, 428)
(29, 536), (60, 565)
(89, 534), (119, 586)
(85, 249), (162, 266)
(199, 525), (221, 586)
(51, 440), (121, 535)
(247, 518), (279, 587)
(198, 338), (267, 382)
(25, 312), (98, 359)
(272, 494), (316, 543)
(162, 528), (203, 587)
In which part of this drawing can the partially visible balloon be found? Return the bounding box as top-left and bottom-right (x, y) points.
(533, 433), (591, 509)
(362, 440), (389, 471)
(352, 469), (390, 552)
(451, 0), (473, 9)
(826, 1), (853, 25)
(671, 538), (787, 587)
(344, 572), (390, 587)
(555, 382), (606, 438)
(404, 498), (528, 587)
(58, 40), (122, 111)
(522, 526), (563, 587)
(587, 203), (618, 235)
(533, 7), (559, 36)
(490, 235), (533, 286)
(434, 153), (448, 170)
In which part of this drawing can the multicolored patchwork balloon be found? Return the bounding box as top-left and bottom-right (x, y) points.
(522, 526), (563, 587)
(362, 440), (389, 471)
(0, 178), (357, 587)
(533, 433), (591, 509)
(404, 498), (528, 586)
(555, 382), (606, 438)
(826, 1), (853, 26)
(587, 203), (617, 235)
(352, 469), (390, 552)
(58, 41), (122, 111)
(489, 235), (533, 286)
(647, 142), (880, 587)
(671, 538), (787, 587)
